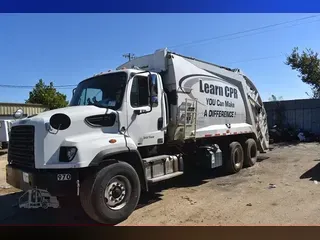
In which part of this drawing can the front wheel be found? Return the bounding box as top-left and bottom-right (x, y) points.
(80, 161), (141, 225)
(42, 201), (48, 209)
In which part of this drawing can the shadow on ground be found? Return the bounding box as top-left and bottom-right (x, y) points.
(271, 141), (302, 148)
(0, 192), (97, 224)
(0, 167), (232, 224)
(257, 155), (270, 163)
(0, 151), (7, 157)
(300, 161), (320, 182)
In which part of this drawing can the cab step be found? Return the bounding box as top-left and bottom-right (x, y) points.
(147, 171), (183, 183)
(143, 154), (184, 183)
(143, 155), (171, 164)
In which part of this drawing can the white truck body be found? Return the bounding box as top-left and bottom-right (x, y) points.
(6, 48), (269, 225)
(117, 49), (269, 151)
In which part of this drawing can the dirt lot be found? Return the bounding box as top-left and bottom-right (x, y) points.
(1, 142), (320, 225)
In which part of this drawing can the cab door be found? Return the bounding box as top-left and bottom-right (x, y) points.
(126, 72), (166, 147)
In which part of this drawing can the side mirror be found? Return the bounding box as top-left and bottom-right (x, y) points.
(72, 88), (76, 96)
(13, 109), (24, 120)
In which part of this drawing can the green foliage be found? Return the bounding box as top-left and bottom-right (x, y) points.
(26, 79), (69, 110)
(286, 47), (320, 99)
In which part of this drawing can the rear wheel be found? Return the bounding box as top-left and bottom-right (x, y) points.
(80, 161), (141, 225)
(225, 141), (244, 174)
(243, 138), (258, 167)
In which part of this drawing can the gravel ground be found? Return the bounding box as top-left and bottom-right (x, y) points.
(1, 142), (320, 225)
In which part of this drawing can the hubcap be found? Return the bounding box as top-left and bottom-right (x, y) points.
(104, 176), (129, 210)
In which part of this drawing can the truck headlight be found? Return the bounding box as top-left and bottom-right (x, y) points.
(59, 147), (77, 162)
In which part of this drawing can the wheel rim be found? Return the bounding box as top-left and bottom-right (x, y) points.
(234, 148), (242, 168)
(104, 175), (130, 210)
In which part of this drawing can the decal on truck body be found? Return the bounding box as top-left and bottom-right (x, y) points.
(178, 74), (246, 129)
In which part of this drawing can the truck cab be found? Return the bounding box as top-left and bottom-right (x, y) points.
(6, 68), (175, 225)
(69, 69), (169, 150)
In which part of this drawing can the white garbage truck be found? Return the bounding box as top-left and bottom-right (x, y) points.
(6, 48), (269, 224)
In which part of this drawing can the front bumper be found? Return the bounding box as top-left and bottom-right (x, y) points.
(6, 164), (79, 197)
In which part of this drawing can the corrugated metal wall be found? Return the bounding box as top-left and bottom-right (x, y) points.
(0, 102), (46, 119)
(264, 99), (320, 134)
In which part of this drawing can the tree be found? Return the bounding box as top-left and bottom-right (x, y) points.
(26, 79), (69, 110)
(285, 47), (320, 99)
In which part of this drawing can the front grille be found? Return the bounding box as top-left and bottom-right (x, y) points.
(8, 125), (35, 168)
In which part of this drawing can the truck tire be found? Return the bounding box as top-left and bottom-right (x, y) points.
(243, 138), (258, 167)
(225, 142), (244, 174)
(80, 161), (141, 225)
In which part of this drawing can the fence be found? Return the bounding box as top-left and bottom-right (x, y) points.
(263, 98), (320, 134)
(0, 102), (46, 120)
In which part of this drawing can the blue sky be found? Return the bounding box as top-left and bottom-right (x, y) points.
(1, 13), (320, 103)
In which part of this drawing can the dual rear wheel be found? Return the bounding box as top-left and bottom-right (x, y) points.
(225, 138), (258, 174)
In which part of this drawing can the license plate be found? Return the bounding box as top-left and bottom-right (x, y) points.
(22, 172), (29, 183)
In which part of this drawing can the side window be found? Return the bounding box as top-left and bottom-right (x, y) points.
(130, 76), (150, 108)
(130, 75), (159, 108)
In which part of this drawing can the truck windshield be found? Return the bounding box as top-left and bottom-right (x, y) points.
(70, 72), (127, 110)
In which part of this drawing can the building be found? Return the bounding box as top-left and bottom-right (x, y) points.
(0, 102), (46, 120)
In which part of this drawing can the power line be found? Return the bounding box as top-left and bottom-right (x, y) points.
(0, 84), (76, 89)
(123, 53), (136, 61)
(3, 15), (320, 90)
(169, 14), (320, 50)
(0, 54), (297, 90)
(177, 18), (320, 51)
(182, 18), (320, 66)
(226, 54), (285, 65)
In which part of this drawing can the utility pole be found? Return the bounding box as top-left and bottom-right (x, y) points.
(123, 53), (136, 61)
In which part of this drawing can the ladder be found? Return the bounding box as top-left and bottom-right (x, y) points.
(181, 98), (198, 140)
(248, 93), (269, 152)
